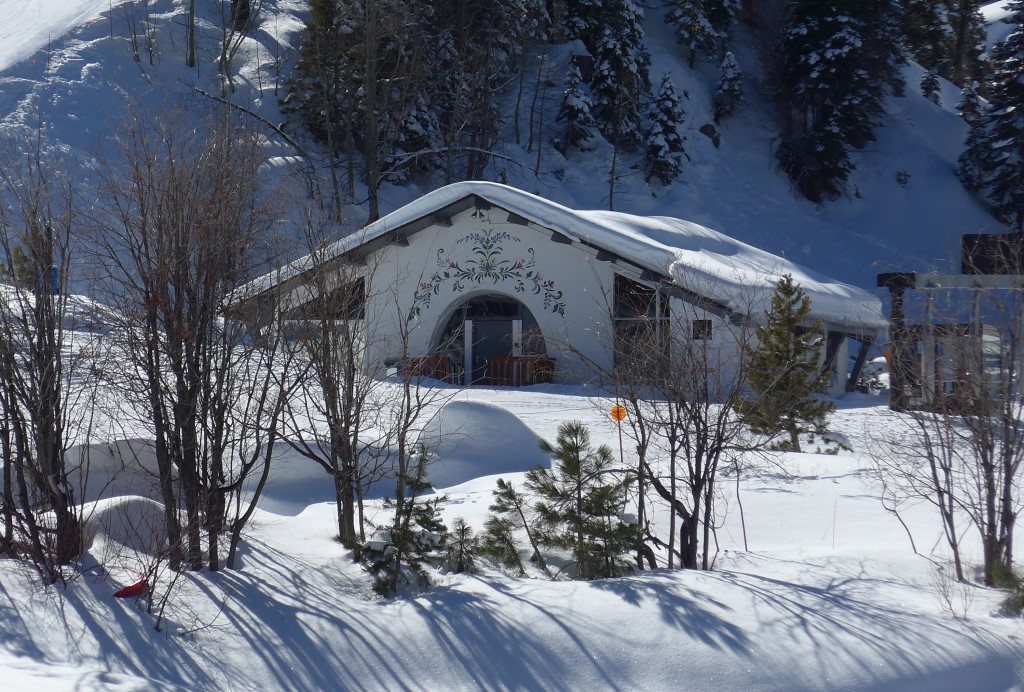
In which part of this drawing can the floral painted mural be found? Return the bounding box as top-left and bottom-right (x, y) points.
(410, 227), (566, 319)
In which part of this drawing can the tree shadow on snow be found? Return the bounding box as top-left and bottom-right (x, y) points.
(586, 571), (751, 654)
(715, 554), (1020, 687)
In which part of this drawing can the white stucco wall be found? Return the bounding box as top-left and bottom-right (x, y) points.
(278, 203), (861, 394)
(360, 206), (619, 382)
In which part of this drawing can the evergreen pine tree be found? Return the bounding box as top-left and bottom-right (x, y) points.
(741, 274), (835, 453)
(665, 0), (717, 68)
(362, 494), (448, 594)
(644, 74), (687, 185)
(957, 103), (993, 190)
(903, 1), (986, 86)
(443, 517), (478, 574)
(956, 81), (983, 124)
(526, 421), (637, 580)
(283, 0), (349, 143)
(362, 463), (448, 594)
(713, 51), (743, 122)
(778, 0), (903, 200)
(705, 0), (739, 35)
(481, 478), (551, 577)
(863, 0), (907, 96)
(967, 2), (1024, 231)
(946, 0), (988, 85)
(564, 0), (606, 49)
(554, 62), (598, 153)
(921, 69), (941, 104)
(589, 0), (651, 147)
(903, 0), (950, 74)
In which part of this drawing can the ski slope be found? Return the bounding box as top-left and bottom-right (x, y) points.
(0, 0), (117, 72)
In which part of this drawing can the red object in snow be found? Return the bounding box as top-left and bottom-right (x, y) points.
(113, 579), (149, 599)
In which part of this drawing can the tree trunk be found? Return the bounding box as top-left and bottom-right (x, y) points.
(231, 0), (252, 33)
(187, 0), (196, 68)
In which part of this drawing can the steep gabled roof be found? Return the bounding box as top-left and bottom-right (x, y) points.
(233, 182), (886, 332)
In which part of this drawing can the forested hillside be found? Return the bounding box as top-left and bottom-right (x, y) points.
(282, 0), (1012, 220)
(0, 0), (1015, 288)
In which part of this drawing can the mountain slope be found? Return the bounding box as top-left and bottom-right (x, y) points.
(0, 0), (1006, 293)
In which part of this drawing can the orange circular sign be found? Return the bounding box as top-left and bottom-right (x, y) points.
(610, 404), (627, 422)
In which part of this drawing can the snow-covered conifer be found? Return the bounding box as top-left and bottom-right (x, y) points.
(904, 0), (986, 85)
(713, 51), (743, 122)
(665, 0), (717, 68)
(956, 81), (983, 124)
(920, 69), (941, 105)
(363, 494), (448, 594)
(904, 0), (950, 76)
(777, 0), (903, 200)
(966, 1), (1024, 230)
(565, 0), (605, 48)
(589, 2), (650, 146)
(957, 112), (992, 191)
(645, 74), (687, 184)
(946, 0), (988, 84)
(555, 62), (598, 153)
(706, 0), (740, 34)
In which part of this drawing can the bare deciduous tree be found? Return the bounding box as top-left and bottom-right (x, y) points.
(873, 277), (1024, 586)
(0, 132), (96, 580)
(93, 106), (288, 572)
(582, 277), (757, 570)
(280, 211), (391, 549)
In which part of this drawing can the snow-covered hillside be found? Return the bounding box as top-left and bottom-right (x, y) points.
(1, 2), (1023, 691)
(0, 0), (1006, 290)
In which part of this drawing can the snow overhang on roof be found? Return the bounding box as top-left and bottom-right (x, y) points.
(232, 181), (887, 334)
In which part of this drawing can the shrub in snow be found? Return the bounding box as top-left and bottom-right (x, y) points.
(443, 517), (478, 575)
(362, 493), (447, 595)
(482, 478), (551, 577)
(997, 563), (1024, 617)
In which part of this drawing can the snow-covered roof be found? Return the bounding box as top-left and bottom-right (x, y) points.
(237, 182), (886, 332)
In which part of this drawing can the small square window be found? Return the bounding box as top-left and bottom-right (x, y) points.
(693, 319), (712, 340)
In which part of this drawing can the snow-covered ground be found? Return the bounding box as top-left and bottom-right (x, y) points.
(1, 1), (1023, 690)
(984, 2), (1018, 50)
(0, 0), (119, 72)
(3, 386), (1024, 691)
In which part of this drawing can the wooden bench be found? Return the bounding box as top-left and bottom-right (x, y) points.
(405, 355), (455, 383)
(487, 356), (555, 386)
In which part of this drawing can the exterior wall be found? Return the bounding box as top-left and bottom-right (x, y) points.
(361, 206), (618, 382)
(667, 297), (746, 396)
(280, 202), (862, 393)
(828, 336), (851, 397)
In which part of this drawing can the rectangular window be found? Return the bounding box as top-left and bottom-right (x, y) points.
(613, 275), (668, 372)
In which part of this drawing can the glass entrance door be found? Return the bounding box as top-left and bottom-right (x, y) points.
(469, 320), (514, 384)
